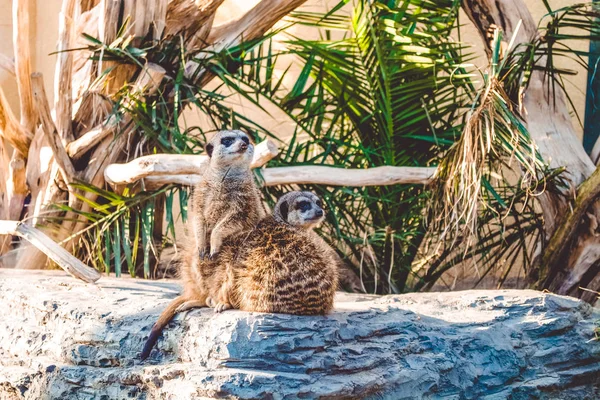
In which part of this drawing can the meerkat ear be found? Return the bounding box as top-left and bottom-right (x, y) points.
(279, 200), (289, 222)
(206, 143), (214, 157)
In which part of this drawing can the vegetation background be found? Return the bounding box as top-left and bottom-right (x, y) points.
(0, 0), (598, 299)
(0, 0), (588, 138)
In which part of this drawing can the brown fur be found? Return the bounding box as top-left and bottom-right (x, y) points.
(208, 192), (338, 315)
(140, 130), (263, 360)
(190, 130), (264, 260)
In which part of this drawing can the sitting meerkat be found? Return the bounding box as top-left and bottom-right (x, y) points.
(207, 191), (359, 310)
(209, 191), (339, 315)
(140, 130), (264, 360)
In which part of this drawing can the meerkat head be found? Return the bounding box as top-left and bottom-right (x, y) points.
(274, 191), (325, 229)
(205, 130), (254, 169)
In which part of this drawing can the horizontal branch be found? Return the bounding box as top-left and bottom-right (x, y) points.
(261, 165), (436, 186)
(104, 139), (279, 186)
(0, 220), (101, 283)
(138, 165), (436, 189)
(66, 120), (117, 160)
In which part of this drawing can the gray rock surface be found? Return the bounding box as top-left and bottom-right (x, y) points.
(0, 269), (599, 399)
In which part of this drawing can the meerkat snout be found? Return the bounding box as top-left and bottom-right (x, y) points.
(275, 191), (325, 229)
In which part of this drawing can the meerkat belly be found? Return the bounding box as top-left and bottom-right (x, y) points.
(203, 187), (259, 226)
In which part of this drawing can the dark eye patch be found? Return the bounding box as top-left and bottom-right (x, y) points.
(296, 200), (311, 212)
(316, 199), (323, 208)
(221, 137), (235, 147)
(241, 136), (250, 145)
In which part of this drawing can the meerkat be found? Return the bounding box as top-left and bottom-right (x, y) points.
(208, 191), (339, 315)
(192, 129), (265, 260)
(140, 130), (264, 360)
(275, 192), (364, 294)
(205, 191), (326, 311)
(209, 191), (362, 298)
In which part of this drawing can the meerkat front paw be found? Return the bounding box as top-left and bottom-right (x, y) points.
(214, 302), (231, 313)
(206, 297), (216, 308)
(208, 246), (220, 260)
(198, 247), (210, 260)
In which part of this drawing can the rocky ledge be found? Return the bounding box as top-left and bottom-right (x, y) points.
(0, 270), (599, 399)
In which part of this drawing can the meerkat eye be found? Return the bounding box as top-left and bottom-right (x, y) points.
(221, 137), (235, 147)
(296, 200), (311, 211)
(240, 136), (250, 145)
(316, 200), (323, 208)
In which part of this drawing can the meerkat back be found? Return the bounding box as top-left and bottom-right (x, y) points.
(224, 192), (339, 315)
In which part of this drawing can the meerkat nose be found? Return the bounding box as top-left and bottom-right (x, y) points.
(315, 209), (324, 217)
(240, 142), (248, 151)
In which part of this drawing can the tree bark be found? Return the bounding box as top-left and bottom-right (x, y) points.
(461, 0), (600, 298)
(104, 139), (279, 185)
(4, 0), (309, 274)
(7, 0), (35, 226)
(13, 0), (36, 134)
(0, 220), (101, 282)
(54, 0), (78, 142)
(32, 73), (77, 188)
(0, 85), (32, 155)
(0, 140), (12, 259)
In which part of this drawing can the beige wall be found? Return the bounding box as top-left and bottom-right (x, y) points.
(0, 0), (589, 138)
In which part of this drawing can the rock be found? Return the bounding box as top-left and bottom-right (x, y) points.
(0, 270), (599, 399)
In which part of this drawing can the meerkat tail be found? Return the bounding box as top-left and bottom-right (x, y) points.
(141, 295), (193, 360)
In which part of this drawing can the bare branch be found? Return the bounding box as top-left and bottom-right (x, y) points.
(185, 0), (308, 80)
(0, 220), (101, 283)
(31, 73), (77, 186)
(104, 139), (279, 186)
(261, 165), (436, 187)
(13, 0), (36, 133)
(66, 120), (117, 159)
(6, 152), (28, 221)
(207, 0), (306, 49)
(0, 85), (32, 154)
(54, 0), (78, 142)
(123, 165), (435, 190)
(165, 0), (224, 45)
(131, 63), (166, 95)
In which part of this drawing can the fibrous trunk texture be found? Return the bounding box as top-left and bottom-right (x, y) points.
(461, 0), (600, 301)
(0, 0), (309, 271)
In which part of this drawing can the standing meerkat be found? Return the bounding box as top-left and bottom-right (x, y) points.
(140, 130), (264, 360)
(209, 191), (339, 315)
(192, 130), (265, 260)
